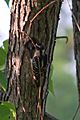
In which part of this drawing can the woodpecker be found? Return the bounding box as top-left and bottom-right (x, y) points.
(26, 39), (47, 86)
(32, 43), (47, 86)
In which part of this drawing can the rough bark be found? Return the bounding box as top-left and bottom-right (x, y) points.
(3, 0), (62, 119)
(72, 0), (80, 119)
(72, 0), (80, 105)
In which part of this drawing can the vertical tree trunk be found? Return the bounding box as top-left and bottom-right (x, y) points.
(72, 0), (80, 119)
(4, 0), (62, 119)
(72, 0), (80, 105)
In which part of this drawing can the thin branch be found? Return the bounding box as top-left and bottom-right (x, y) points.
(29, 0), (57, 28)
(18, 0), (57, 42)
(56, 36), (68, 43)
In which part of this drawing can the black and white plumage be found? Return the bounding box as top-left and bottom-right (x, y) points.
(32, 43), (47, 86)
(32, 55), (41, 86)
(26, 39), (47, 86)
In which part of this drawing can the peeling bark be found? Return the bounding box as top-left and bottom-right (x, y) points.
(3, 0), (62, 119)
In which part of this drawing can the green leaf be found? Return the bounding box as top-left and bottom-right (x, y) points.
(5, 0), (10, 6)
(0, 64), (5, 71)
(0, 101), (16, 120)
(49, 79), (54, 94)
(48, 63), (54, 94)
(0, 47), (6, 68)
(0, 71), (7, 92)
(3, 40), (8, 54)
(0, 104), (10, 120)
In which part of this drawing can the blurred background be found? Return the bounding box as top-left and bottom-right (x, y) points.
(0, 0), (80, 120)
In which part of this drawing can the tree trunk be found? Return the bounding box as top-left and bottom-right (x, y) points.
(72, 0), (80, 106)
(4, 0), (62, 119)
(72, 0), (80, 119)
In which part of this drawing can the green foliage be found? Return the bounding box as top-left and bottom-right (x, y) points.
(0, 101), (16, 120)
(0, 71), (7, 92)
(0, 47), (6, 69)
(3, 40), (8, 55)
(0, 40), (16, 119)
(5, 0), (10, 6)
(0, 40), (8, 70)
(0, 40), (8, 91)
(49, 63), (54, 94)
